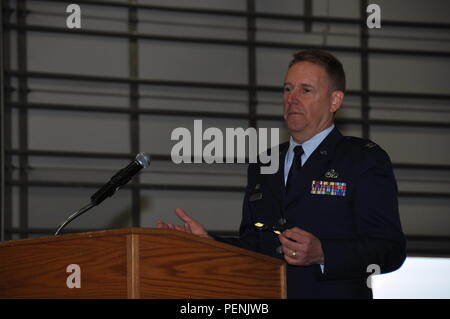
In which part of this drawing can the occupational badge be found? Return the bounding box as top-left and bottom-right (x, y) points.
(325, 169), (339, 179)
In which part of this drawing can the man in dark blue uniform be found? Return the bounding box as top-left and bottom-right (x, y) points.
(157, 50), (406, 298)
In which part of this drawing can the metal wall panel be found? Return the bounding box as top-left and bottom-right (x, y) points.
(1, 0), (449, 256)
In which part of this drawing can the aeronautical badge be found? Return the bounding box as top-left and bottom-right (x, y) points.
(311, 180), (347, 197)
(325, 169), (339, 179)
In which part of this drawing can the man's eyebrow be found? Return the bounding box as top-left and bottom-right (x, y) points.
(283, 82), (315, 87)
(283, 82), (316, 90)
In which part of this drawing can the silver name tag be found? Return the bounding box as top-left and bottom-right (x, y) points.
(249, 193), (263, 201)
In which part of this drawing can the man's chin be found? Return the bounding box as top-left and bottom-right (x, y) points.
(286, 122), (306, 134)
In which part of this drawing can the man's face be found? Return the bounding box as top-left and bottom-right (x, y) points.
(283, 61), (342, 140)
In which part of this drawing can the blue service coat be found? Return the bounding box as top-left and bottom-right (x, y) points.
(213, 127), (406, 299)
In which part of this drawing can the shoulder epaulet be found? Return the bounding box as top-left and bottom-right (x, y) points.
(343, 136), (381, 151)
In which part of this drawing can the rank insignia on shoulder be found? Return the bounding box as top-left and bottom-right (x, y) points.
(365, 142), (377, 149)
(311, 180), (347, 197)
(325, 169), (339, 179)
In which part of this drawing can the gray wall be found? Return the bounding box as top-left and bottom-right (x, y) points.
(3, 0), (450, 251)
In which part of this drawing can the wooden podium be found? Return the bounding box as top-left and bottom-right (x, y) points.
(0, 228), (286, 298)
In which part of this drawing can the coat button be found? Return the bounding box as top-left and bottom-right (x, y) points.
(276, 245), (283, 254)
(254, 222), (267, 231)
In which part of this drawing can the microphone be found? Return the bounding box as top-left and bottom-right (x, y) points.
(54, 152), (151, 235)
(90, 152), (151, 206)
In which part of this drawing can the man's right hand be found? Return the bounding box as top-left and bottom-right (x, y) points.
(156, 208), (212, 239)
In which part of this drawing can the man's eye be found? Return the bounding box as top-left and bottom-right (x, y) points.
(283, 87), (291, 93)
(303, 88), (311, 93)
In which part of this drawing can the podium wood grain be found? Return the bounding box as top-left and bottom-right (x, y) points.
(0, 228), (286, 298)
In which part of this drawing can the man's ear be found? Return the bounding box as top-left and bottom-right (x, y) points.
(330, 90), (344, 113)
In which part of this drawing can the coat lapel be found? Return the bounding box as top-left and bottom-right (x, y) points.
(284, 127), (343, 208)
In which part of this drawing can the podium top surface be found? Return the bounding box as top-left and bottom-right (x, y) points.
(0, 227), (285, 266)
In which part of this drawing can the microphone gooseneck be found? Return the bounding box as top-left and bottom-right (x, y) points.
(54, 202), (95, 236)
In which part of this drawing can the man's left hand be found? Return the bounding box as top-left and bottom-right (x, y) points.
(279, 227), (325, 266)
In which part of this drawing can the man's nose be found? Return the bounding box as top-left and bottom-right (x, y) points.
(286, 87), (299, 104)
